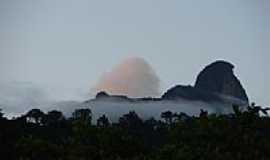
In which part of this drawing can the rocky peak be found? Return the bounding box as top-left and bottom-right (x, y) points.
(194, 60), (248, 102)
(96, 91), (110, 99)
(161, 85), (221, 102)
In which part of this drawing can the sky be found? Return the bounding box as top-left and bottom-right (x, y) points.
(0, 0), (269, 106)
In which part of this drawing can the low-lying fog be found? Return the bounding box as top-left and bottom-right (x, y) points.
(0, 81), (240, 122)
(85, 100), (234, 122)
(0, 58), (246, 121)
(38, 98), (235, 123)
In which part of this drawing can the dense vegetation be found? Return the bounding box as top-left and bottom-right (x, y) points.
(1, 104), (270, 160)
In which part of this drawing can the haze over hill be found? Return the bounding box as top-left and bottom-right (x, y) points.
(81, 60), (249, 121)
(0, 59), (249, 121)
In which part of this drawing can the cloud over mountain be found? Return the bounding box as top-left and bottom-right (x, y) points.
(94, 57), (160, 98)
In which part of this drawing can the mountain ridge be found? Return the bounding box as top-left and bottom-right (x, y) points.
(91, 60), (249, 107)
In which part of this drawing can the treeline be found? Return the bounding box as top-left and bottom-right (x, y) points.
(1, 104), (270, 160)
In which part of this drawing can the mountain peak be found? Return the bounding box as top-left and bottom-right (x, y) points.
(162, 60), (248, 104)
(194, 60), (248, 102)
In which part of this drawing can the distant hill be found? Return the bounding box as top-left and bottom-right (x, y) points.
(93, 60), (248, 106)
(2, 60), (250, 120)
(162, 60), (248, 105)
(195, 61), (248, 102)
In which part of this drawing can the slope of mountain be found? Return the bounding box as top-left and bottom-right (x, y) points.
(75, 60), (249, 122)
(1, 61), (250, 120)
(162, 60), (248, 105)
(195, 60), (248, 102)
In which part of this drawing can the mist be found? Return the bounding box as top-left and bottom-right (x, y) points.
(90, 101), (234, 122)
(0, 58), (241, 120)
(0, 81), (86, 118)
(36, 97), (236, 123)
(0, 80), (236, 121)
(0, 81), (50, 116)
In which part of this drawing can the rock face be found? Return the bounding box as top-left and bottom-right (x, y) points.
(162, 60), (249, 104)
(93, 61), (249, 106)
(194, 61), (248, 102)
(162, 85), (221, 102)
(81, 60), (249, 117)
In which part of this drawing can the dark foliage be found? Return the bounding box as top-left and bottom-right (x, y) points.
(1, 104), (270, 160)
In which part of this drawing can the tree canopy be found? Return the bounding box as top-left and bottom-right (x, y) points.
(0, 104), (270, 160)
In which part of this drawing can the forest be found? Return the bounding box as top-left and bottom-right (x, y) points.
(1, 104), (270, 160)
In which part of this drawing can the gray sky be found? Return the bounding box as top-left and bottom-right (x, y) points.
(0, 0), (269, 105)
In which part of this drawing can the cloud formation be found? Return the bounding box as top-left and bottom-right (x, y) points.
(0, 81), (51, 117)
(94, 57), (160, 98)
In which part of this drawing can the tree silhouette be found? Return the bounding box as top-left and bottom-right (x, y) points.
(72, 108), (92, 125)
(119, 111), (143, 129)
(161, 111), (174, 125)
(248, 103), (270, 116)
(173, 112), (190, 122)
(0, 108), (3, 120)
(144, 117), (158, 129)
(97, 114), (110, 128)
(199, 109), (208, 118)
(233, 105), (242, 117)
(25, 109), (46, 125)
(45, 110), (65, 126)
(1, 104), (270, 160)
